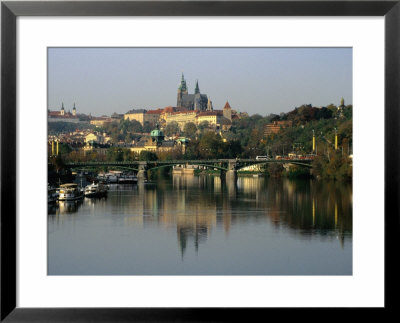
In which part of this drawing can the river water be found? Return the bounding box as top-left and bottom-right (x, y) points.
(48, 175), (352, 275)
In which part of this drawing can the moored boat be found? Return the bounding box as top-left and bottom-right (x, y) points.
(48, 185), (58, 204)
(97, 173), (107, 181)
(118, 174), (138, 184)
(105, 173), (118, 183)
(58, 183), (84, 201)
(84, 182), (108, 198)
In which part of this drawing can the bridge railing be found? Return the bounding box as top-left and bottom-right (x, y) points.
(64, 158), (314, 166)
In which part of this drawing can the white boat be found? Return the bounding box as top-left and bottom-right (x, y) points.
(97, 172), (106, 181)
(84, 182), (108, 198)
(48, 186), (58, 204)
(58, 183), (84, 201)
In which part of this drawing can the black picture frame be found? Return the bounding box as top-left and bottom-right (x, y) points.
(1, 0), (399, 321)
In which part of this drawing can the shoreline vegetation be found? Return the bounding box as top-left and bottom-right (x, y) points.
(49, 103), (352, 182)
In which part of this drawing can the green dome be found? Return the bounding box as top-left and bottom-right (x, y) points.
(150, 129), (163, 137)
(150, 125), (164, 143)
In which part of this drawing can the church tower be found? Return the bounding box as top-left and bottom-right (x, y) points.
(72, 103), (77, 116)
(60, 102), (65, 116)
(177, 73), (188, 107)
(223, 101), (232, 120)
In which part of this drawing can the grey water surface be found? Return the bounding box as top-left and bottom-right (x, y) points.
(48, 175), (352, 275)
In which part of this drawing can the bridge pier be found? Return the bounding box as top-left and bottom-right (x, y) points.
(225, 169), (237, 181)
(137, 161), (148, 180)
(225, 159), (237, 182)
(226, 174), (237, 197)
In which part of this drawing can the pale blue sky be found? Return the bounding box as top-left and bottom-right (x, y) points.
(48, 48), (352, 116)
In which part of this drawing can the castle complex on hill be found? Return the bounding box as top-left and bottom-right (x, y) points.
(124, 74), (236, 131)
(48, 74), (239, 131)
(176, 74), (212, 111)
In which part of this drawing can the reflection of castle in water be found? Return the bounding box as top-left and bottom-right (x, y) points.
(48, 176), (352, 254)
(177, 220), (210, 256)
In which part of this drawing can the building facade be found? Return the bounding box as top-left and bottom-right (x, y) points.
(264, 120), (293, 136)
(90, 117), (114, 127)
(165, 110), (198, 131)
(124, 109), (147, 124)
(124, 109), (161, 126)
(164, 102), (232, 131)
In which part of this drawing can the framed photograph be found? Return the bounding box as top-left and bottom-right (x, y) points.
(1, 0), (399, 321)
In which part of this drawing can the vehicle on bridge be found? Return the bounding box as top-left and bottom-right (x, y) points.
(256, 156), (269, 160)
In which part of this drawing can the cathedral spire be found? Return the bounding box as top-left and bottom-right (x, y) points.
(178, 73), (187, 92)
(195, 80), (200, 94)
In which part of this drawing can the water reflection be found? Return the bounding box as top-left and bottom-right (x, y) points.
(49, 175), (352, 257)
(48, 200), (83, 215)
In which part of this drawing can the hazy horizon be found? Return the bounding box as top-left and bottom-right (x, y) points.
(48, 47), (352, 116)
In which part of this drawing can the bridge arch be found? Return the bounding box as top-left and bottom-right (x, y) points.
(102, 165), (139, 172)
(236, 160), (312, 170)
(148, 162), (228, 172)
(70, 165), (139, 173)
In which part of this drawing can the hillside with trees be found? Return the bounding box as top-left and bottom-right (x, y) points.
(224, 103), (352, 180)
(51, 102), (352, 181)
